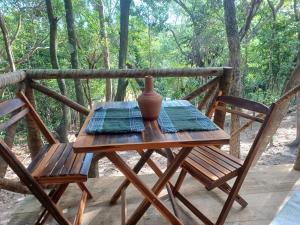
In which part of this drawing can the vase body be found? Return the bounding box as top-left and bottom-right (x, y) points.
(137, 76), (163, 121)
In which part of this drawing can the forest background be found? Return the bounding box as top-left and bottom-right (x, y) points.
(0, 0), (299, 175)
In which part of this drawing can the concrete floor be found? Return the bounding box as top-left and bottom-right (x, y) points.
(6, 164), (300, 225)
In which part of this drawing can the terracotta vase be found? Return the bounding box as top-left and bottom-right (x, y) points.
(137, 76), (163, 121)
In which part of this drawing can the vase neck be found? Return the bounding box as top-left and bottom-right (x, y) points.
(144, 76), (154, 92)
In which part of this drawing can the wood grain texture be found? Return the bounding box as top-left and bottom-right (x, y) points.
(73, 100), (230, 153)
(0, 98), (25, 116)
(26, 67), (225, 79)
(29, 143), (91, 184)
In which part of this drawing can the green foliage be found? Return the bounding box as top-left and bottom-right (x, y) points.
(0, 0), (298, 132)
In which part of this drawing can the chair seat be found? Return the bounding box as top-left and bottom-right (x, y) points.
(28, 143), (93, 184)
(182, 146), (243, 190)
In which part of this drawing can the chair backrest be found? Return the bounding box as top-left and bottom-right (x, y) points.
(214, 95), (278, 170)
(0, 92), (69, 224)
(0, 92), (57, 144)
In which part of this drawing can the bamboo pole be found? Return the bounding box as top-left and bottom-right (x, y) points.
(26, 67), (225, 79)
(183, 76), (220, 101)
(30, 81), (89, 116)
(0, 71), (26, 88)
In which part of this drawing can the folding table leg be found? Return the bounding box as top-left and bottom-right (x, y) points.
(105, 152), (184, 225)
(125, 147), (193, 225)
(110, 149), (155, 204)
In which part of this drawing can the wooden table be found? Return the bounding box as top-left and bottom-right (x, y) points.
(73, 100), (230, 225)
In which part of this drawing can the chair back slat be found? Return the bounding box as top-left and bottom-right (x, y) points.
(0, 108), (30, 131)
(0, 98), (25, 117)
(216, 96), (269, 114)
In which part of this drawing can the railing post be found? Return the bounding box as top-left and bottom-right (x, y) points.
(213, 67), (232, 128)
(25, 83), (43, 159)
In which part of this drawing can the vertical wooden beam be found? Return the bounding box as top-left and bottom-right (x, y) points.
(213, 67), (232, 128)
(25, 85), (43, 159)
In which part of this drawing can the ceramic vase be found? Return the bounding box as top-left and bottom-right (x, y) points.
(137, 76), (163, 121)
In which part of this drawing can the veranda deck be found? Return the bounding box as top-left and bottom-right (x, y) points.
(5, 164), (300, 225)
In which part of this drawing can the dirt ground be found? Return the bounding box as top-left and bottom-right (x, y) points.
(0, 108), (298, 224)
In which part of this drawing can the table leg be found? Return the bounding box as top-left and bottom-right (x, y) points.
(105, 152), (184, 225)
(125, 147), (193, 225)
(110, 149), (155, 205)
(164, 148), (180, 217)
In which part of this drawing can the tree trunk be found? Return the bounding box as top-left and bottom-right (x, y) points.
(115, 0), (131, 101)
(25, 86), (43, 159)
(291, 0), (300, 146)
(0, 12), (16, 71)
(63, 0), (85, 127)
(0, 12), (21, 178)
(98, 0), (112, 102)
(223, 0), (242, 158)
(253, 50), (300, 165)
(46, 0), (70, 142)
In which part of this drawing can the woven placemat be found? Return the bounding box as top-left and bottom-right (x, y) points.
(85, 107), (145, 134)
(158, 105), (218, 133)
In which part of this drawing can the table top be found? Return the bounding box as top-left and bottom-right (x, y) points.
(73, 100), (230, 153)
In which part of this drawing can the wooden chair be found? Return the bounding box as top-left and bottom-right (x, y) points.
(172, 96), (279, 225)
(0, 92), (93, 225)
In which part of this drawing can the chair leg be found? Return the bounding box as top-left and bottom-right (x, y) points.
(77, 182), (93, 199)
(36, 184), (69, 225)
(174, 169), (187, 192)
(73, 191), (88, 225)
(218, 183), (248, 208)
(216, 176), (245, 225)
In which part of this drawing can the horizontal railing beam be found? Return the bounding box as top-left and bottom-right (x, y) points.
(30, 80), (90, 116)
(26, 67), (227, 79)
(0, 71), (26, 89)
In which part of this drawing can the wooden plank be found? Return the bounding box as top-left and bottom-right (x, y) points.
(0, 108), (29, 131)
(216, 96), (269, 114)
(80, 153), (93, 176)
(31, 144), (60, 177)
(194, 147), (236, 172)
(202, 146), (243, 167)
(38, 144), (67, 177)
(215, 106), (265, 123)
(188, 153), (225, 178)
(191, 149), (231, 174)
(184, 158), (218, 181)
(0, 98), (25, 117)
(27, 144), (50, 173)
(70, 153), (86, 175)
(50, 143), (73, 176)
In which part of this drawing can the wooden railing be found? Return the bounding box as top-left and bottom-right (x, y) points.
(0, 67), (232, 179)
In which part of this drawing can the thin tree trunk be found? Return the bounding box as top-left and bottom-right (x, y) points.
(0, 12), (16, 71)
(0, 13), (23, 178)
(63, 0), (85, 127)
(46, 0), (70, 142)
(291, 0), (300, 146)
(25, 86), (43, 159)
(115, 0), (131, 101)
(223, 0), (242, 158)
(98, 0), (112, 102)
